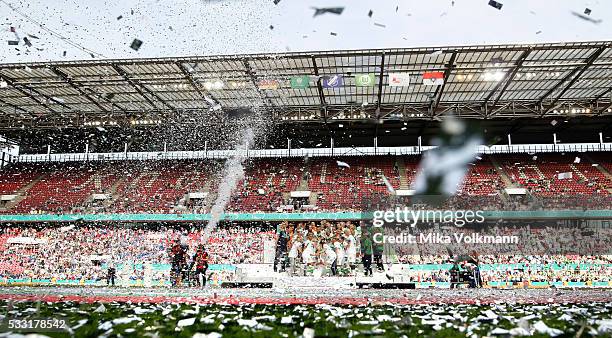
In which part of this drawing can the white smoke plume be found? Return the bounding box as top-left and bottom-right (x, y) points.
(203, 127), (255, 238)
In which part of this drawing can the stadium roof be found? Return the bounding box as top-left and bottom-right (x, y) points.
(0, 41), (612, 130)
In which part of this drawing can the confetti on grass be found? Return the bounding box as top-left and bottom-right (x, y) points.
(0, 300), (610, 337)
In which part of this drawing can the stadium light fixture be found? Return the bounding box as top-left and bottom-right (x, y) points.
(483, 71), (505, 81)
(212, 81), (224, 90)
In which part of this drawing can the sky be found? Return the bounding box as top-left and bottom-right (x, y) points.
(0, 0), (611, 63)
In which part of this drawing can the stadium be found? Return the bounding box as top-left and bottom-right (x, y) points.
(1, 1), (612, 337)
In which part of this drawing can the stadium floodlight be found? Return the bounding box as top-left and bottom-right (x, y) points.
(213, 81), (224, 90)
(483, 71), (505, 81)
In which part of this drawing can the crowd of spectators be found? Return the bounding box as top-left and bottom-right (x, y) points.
(0, 224), (275, 282)
(0, 221), (609, 286)
(1, 153), (610, 214)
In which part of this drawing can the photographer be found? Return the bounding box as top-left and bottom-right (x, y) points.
(169, 238), (187, 287)
(107, 261), (116, 287)
(274, 222), (289, 272)
(191, 245), (209, 288)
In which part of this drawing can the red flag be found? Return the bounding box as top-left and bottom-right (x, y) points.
(422, 71), (444, 85)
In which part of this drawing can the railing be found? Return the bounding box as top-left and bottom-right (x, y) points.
(13, 142), (612, 163)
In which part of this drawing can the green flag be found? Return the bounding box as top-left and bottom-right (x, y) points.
(355, 74), (375, 86)
(290, 75), (310, 89)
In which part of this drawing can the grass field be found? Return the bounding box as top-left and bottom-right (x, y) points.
(1, 300), (611, 337)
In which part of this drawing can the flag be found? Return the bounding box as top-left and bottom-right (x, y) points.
(290, 76), (310, 89)
(355, 74), (375, 86)
(381, 175), (396, 194)
(322, 75), (343, 88)
(558, 172), (573, 180)
(388, 73), (411, 87)
(336, 160), (350, 168)
(422, 71), (444, 85)
(258, 79), (279, 90)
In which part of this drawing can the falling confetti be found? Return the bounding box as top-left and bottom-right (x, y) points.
(488, 0), (503, 10)
(130, 39), (143, 51)
(571, 11), (602, 24)
(311, 7), (344, 17)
